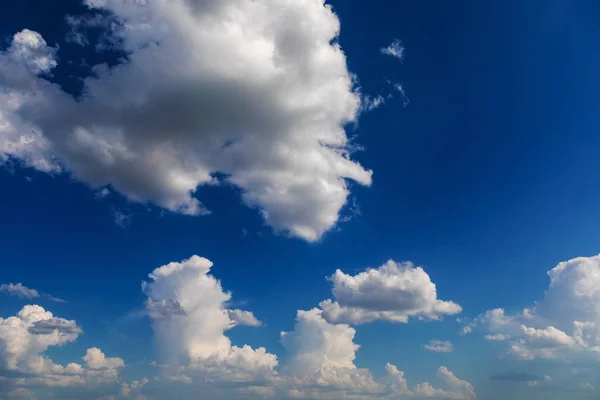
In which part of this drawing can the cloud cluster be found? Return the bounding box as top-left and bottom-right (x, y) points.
(465, 254), (600, 360)
(0, 0), (374, 242)
(0, 305), (123, 389)
(140, 255), (473, 399)
(319, 260), (461, 325)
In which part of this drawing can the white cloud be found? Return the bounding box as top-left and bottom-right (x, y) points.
(0, 305), (123, 390)
(227, 309), (263, 327)
(281, 308), (474, 399)
(0, 0), (374, 242)
(137, 255), (475, 399)
(120, 377), (149, 397)
(469, 254), (600, 360)
(0, 283), (40, 299)
(414, 367), (476, 400)
(319, 260), (461, 324)
(380, 39), (405, 61)
(484, 333), (508, 341)
(0, 283), (66, 304)
(142, 255), (278, 383)
(424, 340), (454, 353)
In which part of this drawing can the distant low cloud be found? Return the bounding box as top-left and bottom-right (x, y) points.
(425, 340), (454, 353)
(381, 38), (405, 60)
(0, 282), (65, 303)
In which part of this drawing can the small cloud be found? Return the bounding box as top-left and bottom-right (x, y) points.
(112, 209), (131, 228)
(393, 83), (410, 107)
(361, 94), (386, 112)
(485, 333), (509, 341)
(581, 382), (594, 390)
(424, 340), (454, 353)
(28, 318), (82, 335)
(381, 38), (405, 61)
(96, 187), (111, 198)
(460, 326), (473, 335)
(0, 283), (40, 299)
(47, 295), (67, 303)
(227, 309), (263, 327)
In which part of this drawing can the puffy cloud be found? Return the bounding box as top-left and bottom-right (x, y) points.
(0, 284), (39, 299)
(138, 256), (475, 399)
(468, 254), (600, 360)
(414, 367), (476, 400)
(380, 39), (404, 60)
(0, 0), (374, 242)
(424, 340), (454, 353)
(142, 255), (277, 382)
(120, 377), (149, 397)
(280, 308), (381, 394)
(319, 260), (461, 325)
(6, 29), (57, 74)
(280, 309), (475, 400)
(0, 305), (123, 391)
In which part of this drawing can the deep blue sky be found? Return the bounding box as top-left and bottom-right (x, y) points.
(1, 1), (600, 399)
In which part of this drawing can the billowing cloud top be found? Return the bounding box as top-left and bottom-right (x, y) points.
(0, 0), (374, 242)
(465, 254), (600, 360)
(320, 260), (462, 324)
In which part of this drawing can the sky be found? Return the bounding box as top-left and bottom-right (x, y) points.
(1, 0), (600, 399)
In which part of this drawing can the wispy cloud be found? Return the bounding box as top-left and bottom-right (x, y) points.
(0, 282), (67, 303)
(381, 38), (404, 61)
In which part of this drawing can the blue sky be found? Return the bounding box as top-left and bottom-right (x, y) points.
(1, 0), (600, 399)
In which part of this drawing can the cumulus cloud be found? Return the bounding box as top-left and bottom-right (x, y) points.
(381, 39), (405, 60)
(137, 255), (475, 399)
(467, 254), (600, 360)
(280, 308), (474, 399)
(0, 0), (374, 242)
(319, 260), (461, 325)
(0, 305), (123, 391)
(142, 255), (277, 382)
(424, 340), (454, 353)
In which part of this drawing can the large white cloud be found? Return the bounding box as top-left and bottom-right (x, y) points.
(0, 0), (374, 242)
(319, 260), (461, 324)
(465, 254), (600, 360)
(142, 255), (277, 383)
